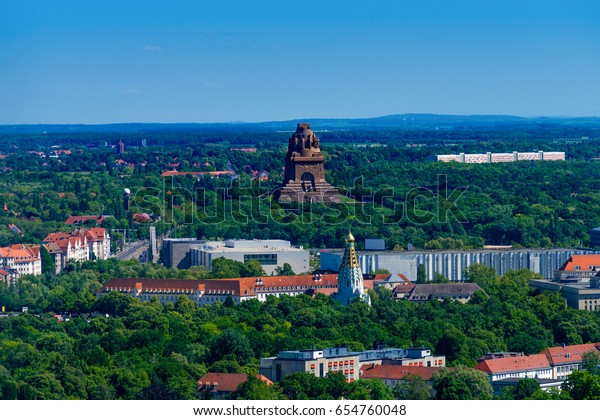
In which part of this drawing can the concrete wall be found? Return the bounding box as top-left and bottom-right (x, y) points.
(161, 238), (206, 269)
(190, 248), (309, 275)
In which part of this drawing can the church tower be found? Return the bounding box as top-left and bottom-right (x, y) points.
(275, 123), (340, 203)
(336, 232), (371, 306)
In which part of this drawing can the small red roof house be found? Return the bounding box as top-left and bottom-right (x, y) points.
(132, 213), (152, 223)
(7, 224), (21, 234)
(65, 215), (108, 226)
(197, 373), (273, 398)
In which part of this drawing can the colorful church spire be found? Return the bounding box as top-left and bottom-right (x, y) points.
(336, 231), (371, 306)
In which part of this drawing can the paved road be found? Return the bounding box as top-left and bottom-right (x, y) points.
(115, 241), (149, 261)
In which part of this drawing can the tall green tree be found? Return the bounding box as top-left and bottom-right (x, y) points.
(275, 263), (295, 276)
(393, 374), (432, 400)
(563, 370), (600, 400)
(416, 264), (427, 284)
(40, 245), (55, 274)
(431, 366), (492, 400)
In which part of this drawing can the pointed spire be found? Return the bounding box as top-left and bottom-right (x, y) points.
(337, 231), (370, 306)
(346, 231), (355, 243)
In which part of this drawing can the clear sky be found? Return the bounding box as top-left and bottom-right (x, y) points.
(1, 0), (598, 124)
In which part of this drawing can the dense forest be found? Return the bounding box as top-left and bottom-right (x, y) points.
(1, 258), (600, 399)
(1, 126), (600, 250)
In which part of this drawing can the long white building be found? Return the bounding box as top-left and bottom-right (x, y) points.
(437, 151), (565, 164)
(320, 248), (599, 281)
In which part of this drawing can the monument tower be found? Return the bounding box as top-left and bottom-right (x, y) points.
(275, 123), (340, 203)
(336, 232), (371, 306)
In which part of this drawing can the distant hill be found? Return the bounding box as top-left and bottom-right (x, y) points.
(1, 114), (599, 134)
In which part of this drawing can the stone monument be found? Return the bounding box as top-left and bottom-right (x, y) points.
(275, 123), (340, 203)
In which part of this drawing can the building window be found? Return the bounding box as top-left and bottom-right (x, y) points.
(244, 254), (278, 265)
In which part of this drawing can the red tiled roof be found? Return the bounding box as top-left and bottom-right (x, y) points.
(8, 223), (21, 234)
(132, 213), (152, 223)
(65, 215), (106, 225)
(474, 354), (550, 375)
(542, 343), (600, 366)
(99, 273), (387, 297)
(0, 244), (40, 261)
(392, 283), (416, 295)
(83, 228), (107, 241)
(197, 373), (272, 393)
(559, 255), (600, 271)
(44, 228), (107, 252)
(361, 364), (441, 381)
(99, 278), (205, 294)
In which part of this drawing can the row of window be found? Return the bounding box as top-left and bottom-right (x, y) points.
(244, 254), (278, 265)
(310, 365), (354, 376)
(251, 284), (335, 292)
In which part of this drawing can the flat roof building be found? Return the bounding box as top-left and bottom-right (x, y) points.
(162, 238), (309, 275)
(259, 346), (445, 383)
(321, 248), (600, 281)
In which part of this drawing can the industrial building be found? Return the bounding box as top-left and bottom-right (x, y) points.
(320, 248), (600, 281)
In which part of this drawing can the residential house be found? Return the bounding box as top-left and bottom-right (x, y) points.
(7, 224), (21, 234)
(0, 244), (42, 276)
(132, 213), (152, 223)
(405, 283), (483, 303)
(43, 228), (110, 273)
(197, 373), (273, 399)
(0, 267), (18, 284)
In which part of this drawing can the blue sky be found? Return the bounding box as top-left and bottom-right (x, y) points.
(1, 0), (598, 124)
